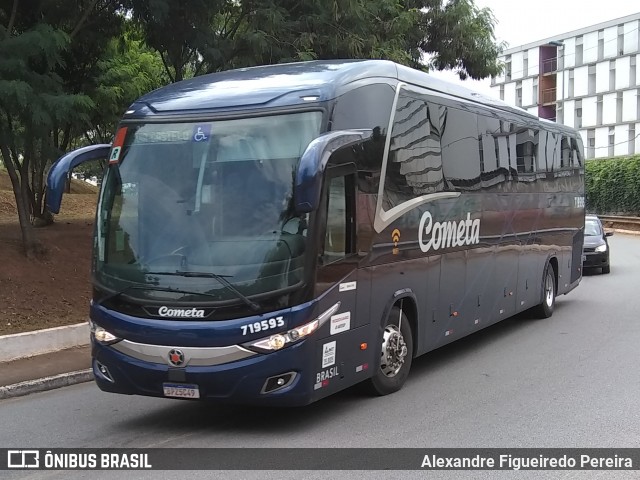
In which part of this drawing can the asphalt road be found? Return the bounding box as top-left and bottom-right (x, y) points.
(2, 233), (639, 479)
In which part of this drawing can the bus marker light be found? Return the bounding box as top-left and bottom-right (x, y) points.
(360, 343), (367, 350)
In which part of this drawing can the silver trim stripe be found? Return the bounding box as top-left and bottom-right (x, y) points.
(111, 339), (257, 367)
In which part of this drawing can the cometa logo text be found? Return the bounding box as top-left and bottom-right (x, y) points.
(158, 306), (206, 318)
(418, 211), (480, 252)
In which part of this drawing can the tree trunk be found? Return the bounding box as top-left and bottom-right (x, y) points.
(0, 144), (42, 257)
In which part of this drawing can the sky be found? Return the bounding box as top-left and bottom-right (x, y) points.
(429, 0), (640, 96)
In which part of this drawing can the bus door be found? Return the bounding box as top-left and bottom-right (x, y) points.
(312, 162), (372, 397)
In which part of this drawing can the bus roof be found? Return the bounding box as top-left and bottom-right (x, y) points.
(126, 59), (538, 122)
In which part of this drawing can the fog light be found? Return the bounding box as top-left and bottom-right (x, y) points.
(261, 372), (297, 393)
(95, 361), (114, 383)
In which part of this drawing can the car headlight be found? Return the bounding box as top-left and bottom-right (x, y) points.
(243, 302), (341, 353)
(595, 244), (607, 252)
(89, 319), (122, 345)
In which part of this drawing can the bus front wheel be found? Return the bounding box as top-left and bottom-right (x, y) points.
(366, 306), (413, 396)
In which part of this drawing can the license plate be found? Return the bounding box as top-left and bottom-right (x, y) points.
(163, 383), (200, 399)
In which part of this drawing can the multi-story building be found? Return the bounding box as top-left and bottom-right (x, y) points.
(491, 12), (640, 158)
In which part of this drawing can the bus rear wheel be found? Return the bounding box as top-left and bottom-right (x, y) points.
(531, 262), (556, 319)
(366, 306), (413, 396)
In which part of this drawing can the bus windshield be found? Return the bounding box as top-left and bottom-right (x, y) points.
(95, 111), (322, 306)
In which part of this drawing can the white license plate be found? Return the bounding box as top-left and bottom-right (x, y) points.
(163, 383), (200, 399)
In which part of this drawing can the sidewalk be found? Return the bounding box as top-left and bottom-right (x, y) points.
(0, 345), (93, 399)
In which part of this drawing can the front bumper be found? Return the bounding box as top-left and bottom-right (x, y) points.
(582, 251), (609, 268)
(92, 338), (316, 406)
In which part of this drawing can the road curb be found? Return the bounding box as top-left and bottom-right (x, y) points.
(0, 323), (89, 363)
(0, 369), (94, 400)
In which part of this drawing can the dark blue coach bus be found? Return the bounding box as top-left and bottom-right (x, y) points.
(47, 60), (585, 406)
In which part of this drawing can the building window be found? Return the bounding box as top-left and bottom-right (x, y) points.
(588, 65), (596, 95)
(500, 84), (504, 100)
(618, 24), (624, 56)
(608, 127), (615, 157)
(587, 129), (595, 159)
(597, 95), (603, 125)
(576, 38), (584, 66)
(598, 35), (604, 61)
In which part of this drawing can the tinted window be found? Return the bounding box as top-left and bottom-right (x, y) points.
(478, 114), (509, 190)
(383, 91), (445, 210)
(331, 84), (395, 196)
(515, 128), (538, 176)
(440, 106), (481, 191)
(322, 176), (347, 264)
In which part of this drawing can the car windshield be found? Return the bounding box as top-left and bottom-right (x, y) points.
(95, 111), (322, 306)
(584, 219), (602, 236)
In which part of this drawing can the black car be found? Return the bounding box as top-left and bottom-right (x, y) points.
(582, 215), (613, 274)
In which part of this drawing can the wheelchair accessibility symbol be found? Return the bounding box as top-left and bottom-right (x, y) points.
(192, 124), (211, 142)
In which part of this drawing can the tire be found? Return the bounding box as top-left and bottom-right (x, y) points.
(602, 265), (610, 274)
(531, 262), (556, 319)
(365, 306), (413, 396)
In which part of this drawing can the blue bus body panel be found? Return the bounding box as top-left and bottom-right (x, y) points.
(128, 60), (398, 115)
(90, 300), (320, 348)
(90, 291), (375, 406)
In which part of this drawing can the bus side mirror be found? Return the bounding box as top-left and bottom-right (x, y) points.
(47, 144), (111, 214)
(294, 130), (372, 214)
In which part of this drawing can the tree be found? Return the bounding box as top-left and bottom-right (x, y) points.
(74, 21), (169, 182)
(0, 0), (123, 256)
(0, 22), (92, 256)
(127, 0), (504, 81)
(407, 0), (506, 80)
(125, 0), (220, 82)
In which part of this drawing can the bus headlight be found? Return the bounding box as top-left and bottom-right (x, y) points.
(595, 244), (607, 253)
(89, 320), (122, 345)
(243, 302), (340, 353)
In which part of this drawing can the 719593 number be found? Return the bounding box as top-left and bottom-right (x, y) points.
(241, 316), (284, 336)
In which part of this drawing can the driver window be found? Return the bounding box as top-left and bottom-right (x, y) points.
(322, 176), (347, 264)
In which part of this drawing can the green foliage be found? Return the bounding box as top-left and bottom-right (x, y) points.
(127, 0), (503, 81)
(586, 155), (640, 215)
(88, 22), (168, 142)
(413, 0), (505, 79)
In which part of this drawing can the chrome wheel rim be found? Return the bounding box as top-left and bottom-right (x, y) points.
(380, 324), (408, 377)
(544, 271), (554, 307)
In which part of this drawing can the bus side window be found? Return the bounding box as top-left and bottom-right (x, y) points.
(320, 172), (356, 266)
(322, 176), (347, 264)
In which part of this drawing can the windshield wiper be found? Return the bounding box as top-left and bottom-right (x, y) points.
(95, 284), (219, 306)
(146, 270), (260, 311)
